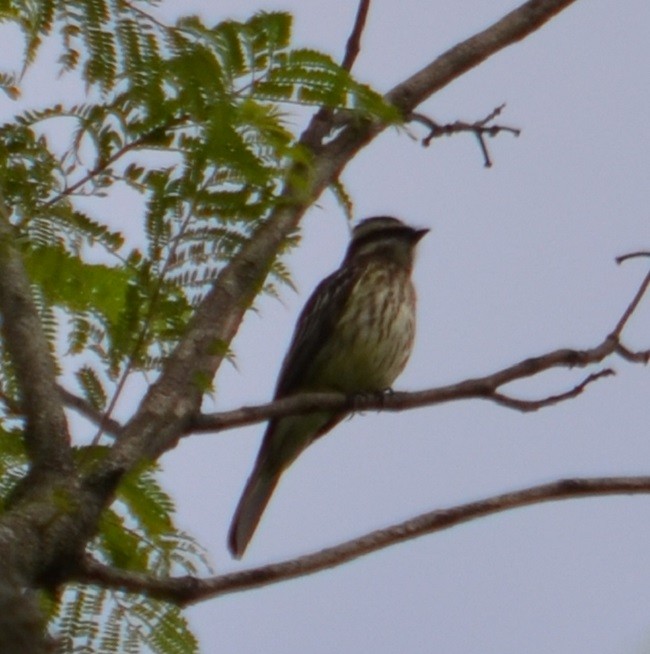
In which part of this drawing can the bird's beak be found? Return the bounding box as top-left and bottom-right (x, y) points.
(413, 228), (430, 242)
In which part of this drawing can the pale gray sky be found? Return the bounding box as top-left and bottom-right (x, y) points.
(6, 1), (650, 653)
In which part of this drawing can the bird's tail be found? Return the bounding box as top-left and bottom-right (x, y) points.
(228, 463), (281, 559)
(228, 412), (338, 558)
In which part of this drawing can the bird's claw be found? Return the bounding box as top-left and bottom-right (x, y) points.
(349, 387), (394, 411)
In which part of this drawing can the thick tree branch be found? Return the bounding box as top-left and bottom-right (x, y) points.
(385, 0), (579, 113)
(0, 566), (53, 653)
(0, 195), (72, 472)
(74, 475), (650, 605)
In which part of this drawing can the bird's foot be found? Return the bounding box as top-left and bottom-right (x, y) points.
(349, 387), (394, 412)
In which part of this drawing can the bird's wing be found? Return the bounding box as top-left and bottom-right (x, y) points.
(228, 267), (356, 557)
(274, 265), (357, 397)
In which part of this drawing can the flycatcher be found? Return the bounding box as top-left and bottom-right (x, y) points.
(228, 216), (428, 558)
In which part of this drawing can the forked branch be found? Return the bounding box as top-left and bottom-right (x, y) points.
(410, 105), (521, 167)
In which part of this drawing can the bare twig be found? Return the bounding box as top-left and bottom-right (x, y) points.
(491, 369), (615, 412)
(616, 251), (650, 265)
(300, 0), (372, 149)
(409, 105), (521, 167)
(611, 269), (650, 336)
(74, 475), (650, 605)
(616, 343), (650, 364)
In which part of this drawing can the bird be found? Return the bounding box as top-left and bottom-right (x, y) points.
(228, 216), (429, 558)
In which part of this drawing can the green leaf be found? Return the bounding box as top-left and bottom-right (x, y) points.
(329, 178), (354, 221)
(117, 464), (175, 538)
(23, 244), (132, 323)
(76, 366), (107, 411)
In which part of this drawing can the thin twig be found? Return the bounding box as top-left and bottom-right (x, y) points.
(611, 269), (650, 337)
(45, 139), (145, 208)
(409, 105), (521, 167)
(46, 112), (188, 208)
(491, 369), (615, 412)
(342, 0), (372, 71)
(300, 0), (372, 149)
(616, 343), (650, 364)
(616, 251), (650, 265)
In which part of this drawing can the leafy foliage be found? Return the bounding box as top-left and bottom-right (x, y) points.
(0, 7), (397, 382)
(0, 3), (399, 652)
(0, 436), (208, 654)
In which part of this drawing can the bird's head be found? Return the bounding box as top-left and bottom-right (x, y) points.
(345, 216), (429, 268)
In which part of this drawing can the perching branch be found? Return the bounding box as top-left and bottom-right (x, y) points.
(190, 266), (650, 435)
(190, 356), (617, 434)
(190, 364), (616, 435)
(74, 475), (650, 605)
